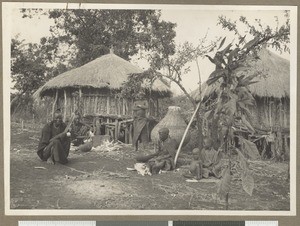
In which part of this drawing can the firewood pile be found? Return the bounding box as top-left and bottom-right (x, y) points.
(92, 140), (129, 152)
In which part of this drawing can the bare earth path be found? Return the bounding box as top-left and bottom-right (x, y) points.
(10, 124), (290, 210)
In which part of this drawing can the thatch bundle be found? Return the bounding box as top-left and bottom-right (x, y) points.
(151, 106), (191, 146)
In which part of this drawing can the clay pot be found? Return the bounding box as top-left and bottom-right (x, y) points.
(151, 106), (191, 146)
(77, 142), (93, 152)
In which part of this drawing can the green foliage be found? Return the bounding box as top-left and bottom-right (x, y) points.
(204, 12), (290, 205)
(119, 70), (160, 100)
(22, 9), (176, 68)
(236, 149), (254, 196)
(217, 167), (231, 199)
(11, 36), (69, 116)
(241, 169), (255, 196)
(239, 136), (260, 160)
(236, 149), (249, 171)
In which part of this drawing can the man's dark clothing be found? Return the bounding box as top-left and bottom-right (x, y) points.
(37, 121), (70, 164)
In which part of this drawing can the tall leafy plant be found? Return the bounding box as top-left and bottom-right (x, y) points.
(204, 13), (290, 209)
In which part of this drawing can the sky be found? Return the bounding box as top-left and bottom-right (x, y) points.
(10, 4), (292, 95)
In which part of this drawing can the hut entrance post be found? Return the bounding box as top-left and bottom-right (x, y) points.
(63, 90), (67, 121)
(77, 88), (85, 115)
(107, 96), (110, 123)
(122, 98), (126, 115)
(94, 95), (98, 114)
(52, 90), (58, 119)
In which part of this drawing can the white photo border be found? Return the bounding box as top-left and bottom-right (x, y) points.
(3, 2), (297, 216)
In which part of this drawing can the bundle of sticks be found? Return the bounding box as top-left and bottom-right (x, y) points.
(93, 140), (124, 152)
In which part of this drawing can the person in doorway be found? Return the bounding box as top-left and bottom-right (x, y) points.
(37, 109), (71, 164)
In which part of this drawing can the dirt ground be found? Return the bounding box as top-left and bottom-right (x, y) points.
(10, 123), (290, 210)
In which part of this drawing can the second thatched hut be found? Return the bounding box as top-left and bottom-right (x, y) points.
(192, 48), (290, 158)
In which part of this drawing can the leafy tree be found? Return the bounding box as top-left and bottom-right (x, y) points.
(21, 9), (176, 68)
(13, 9), (176, 119)
(204, 12), (290, 209)
(11, 36), (69, 115)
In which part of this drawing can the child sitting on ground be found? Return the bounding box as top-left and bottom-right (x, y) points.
(183, 148), (203, 180)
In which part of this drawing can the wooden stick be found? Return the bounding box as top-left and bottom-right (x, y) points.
(64, 113), (76, 133)
(52, 90), (58, 119)
(63, 90), (67, 121)
(107, 96), (110, 114)
(174, 101), (201, 166)
(114, 120), (119, 141)
(94, 96), (98, 114)
(62, 165), (88, 174)
(79, 88), (82, 114)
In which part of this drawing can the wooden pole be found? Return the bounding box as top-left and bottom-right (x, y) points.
(283, 98), (287, 127)
(269, 97), (272, 127)
(279, 99), (283, 127)
(116, 98), (119, 115)
(107, 96), (110, 115)
(124, 99), (128, 116)
(195, 57), (203, 149)
(94, 96), (98, 114)
(125, 124), (128, 143)
(129, 124), (133, 144)
(52, 90), (58, 119)
(122, 98), (126, 115)
(79, 88), (82, 114)
(156, 99), (159, 117)
(114, 120), (119, 141)
(63, 90), (67, 121)
(174, 101), (201, 166)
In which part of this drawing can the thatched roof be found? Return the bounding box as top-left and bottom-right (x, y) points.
(34, 53), (171, 98)
(192, 48), (290, 102)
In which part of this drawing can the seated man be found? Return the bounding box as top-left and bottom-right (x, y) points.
(200, 137), (223, 178)
(135, 127), (178, 174)
(70, 112), (90, 146)
(37, 109), (71, 165)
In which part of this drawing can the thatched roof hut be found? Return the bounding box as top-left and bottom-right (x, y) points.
(192, 48), (290, 132)
(34, 53), (171, 121)
(34, 53), (170, 98)
(192, 48), (289, 101)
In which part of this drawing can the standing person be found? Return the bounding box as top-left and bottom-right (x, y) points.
(132, 104), (150, 151)
(37, 109), (71, 165)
